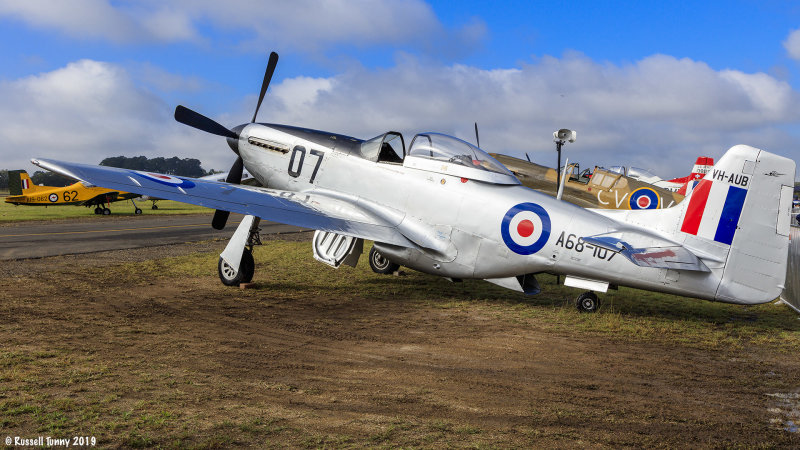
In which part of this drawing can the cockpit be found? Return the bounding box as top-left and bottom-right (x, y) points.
(606, 165), (660, 182)
(358, 131), (519, 185)
(404, 133), (519, 184)
(361, 132), (519, 185)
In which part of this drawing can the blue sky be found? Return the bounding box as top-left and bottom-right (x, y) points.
(1, 0), (799, 179)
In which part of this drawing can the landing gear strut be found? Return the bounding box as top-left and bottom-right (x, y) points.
(218, 215), (262, 286)
(218, 248), (255, 286)
(576, 291), (599, 313)
(369, 247), (400, 274)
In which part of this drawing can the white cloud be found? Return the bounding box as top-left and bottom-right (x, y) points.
(0, 0), (193, 43)
(0, 0), (484, 53)
(783, 28), (800, 61)
(264, 53), (800, 178)
(2, 53), (799, 181)
(0, 60), (228, 173)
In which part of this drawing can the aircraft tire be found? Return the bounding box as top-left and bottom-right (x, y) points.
(152, 204), (158, 210)
(369, 247), (400, 274)
(102, 208), (111, 215)
(94, 207), (102, 215)
(135, 208), (143, 215)
(576, 291), (599, 313)
(218, 249), (255, 286)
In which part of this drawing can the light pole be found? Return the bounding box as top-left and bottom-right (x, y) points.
(553, 129), (577, 194)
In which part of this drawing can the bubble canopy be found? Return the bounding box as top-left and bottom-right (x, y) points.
(404, 133), (520, 185)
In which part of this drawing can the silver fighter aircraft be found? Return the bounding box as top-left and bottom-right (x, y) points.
(32, 52), (796, 312)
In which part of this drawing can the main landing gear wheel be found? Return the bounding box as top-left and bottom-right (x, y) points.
(134, 208), (142, 215)
(576, 291), (600, 313)
(152, 204), (158, 210)
(369, 247), (399, 274)
(102, 208), (111, 215)
(94, 207), (102, 215)
(218, 248), (255, 286)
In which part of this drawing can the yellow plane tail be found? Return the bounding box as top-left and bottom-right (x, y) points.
(8, 170), (47, 196)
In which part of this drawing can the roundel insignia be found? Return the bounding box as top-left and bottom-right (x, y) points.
(48, 193), (58, 202)
(133, 171), (195, 188)
(501, 202), (551, 255)
(628, 187), (660, 210)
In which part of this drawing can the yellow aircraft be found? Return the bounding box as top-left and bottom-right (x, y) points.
(491, 154), (685, 210)
(5, 170), (143, 215)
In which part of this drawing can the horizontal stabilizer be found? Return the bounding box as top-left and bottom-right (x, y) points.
(583, 235), (709, 272)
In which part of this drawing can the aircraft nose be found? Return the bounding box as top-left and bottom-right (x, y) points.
(227, 124), (247, 155)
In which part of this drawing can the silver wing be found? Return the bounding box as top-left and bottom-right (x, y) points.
(33, 158), (417, 248)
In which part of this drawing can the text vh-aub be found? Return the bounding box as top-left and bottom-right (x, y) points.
(33, 52), (795, 312)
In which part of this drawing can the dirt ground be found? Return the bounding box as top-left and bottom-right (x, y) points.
(1, 234), (799, 448)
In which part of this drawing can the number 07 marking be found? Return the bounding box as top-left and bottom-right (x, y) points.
(287, 146), (325, 183)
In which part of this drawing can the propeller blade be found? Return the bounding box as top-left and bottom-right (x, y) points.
(212, 157), (244, 230)
(175, 105), (238, 140)
(212, 210), (230, 230)
(474, 122), (480, 148)
(251, 52), (279, 123)
(525, 153), (531, 162)
(226, 157), (244, 184)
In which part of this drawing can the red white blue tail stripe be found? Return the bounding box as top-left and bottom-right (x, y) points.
(21, 178), (29, 189)
(680, 179), (747, 245)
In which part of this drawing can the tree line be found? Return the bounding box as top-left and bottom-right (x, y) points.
(0, 156), (217, 190)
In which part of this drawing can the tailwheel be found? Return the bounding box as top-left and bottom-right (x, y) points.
(369, 247), (399, 274)
(218, 248), (255, 286)
(102, 208), (111, 215)
(576, 291), (599, 313)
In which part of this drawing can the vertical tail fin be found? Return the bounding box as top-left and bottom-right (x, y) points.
(8, 170), (48, 196)
(9, 170), (28, 195)
(677, 145), (794, 303)
(674, 156), (714, 195)
(690, 156), (714, 179)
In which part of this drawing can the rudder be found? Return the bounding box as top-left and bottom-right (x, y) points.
(677, 145), (794, 303)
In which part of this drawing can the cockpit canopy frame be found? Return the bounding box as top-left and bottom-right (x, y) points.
(403, 133), (519, 185)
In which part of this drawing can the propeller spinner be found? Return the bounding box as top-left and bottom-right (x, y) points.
(174, 51), (279, 230)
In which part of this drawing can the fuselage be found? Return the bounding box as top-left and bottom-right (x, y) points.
(234, 123), (726, 302)
(5, 182), (137, 206)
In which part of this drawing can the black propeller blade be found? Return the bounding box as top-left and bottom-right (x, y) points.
(474, 122), (480, 148)
(175, 105), (238, 140)
(251, 52), (279, 123)
(226, 156), (244, 184)
(211, 157), (244, 230)
(175, 51), (280, 230)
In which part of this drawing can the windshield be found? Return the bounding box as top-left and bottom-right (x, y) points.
(606, 165), (625, 175)
(360, 132), (404, 163)
(627, 167), (658, 180)
(407, 133), (514, 177)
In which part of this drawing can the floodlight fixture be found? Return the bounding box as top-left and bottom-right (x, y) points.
(553, 128), (577, 192)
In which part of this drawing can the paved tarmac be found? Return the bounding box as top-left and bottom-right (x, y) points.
(0, 214), (305, 260)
